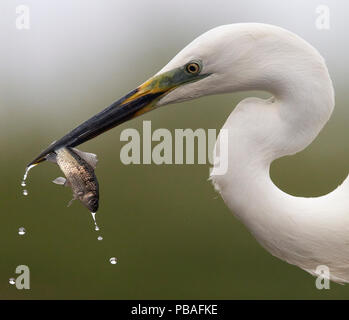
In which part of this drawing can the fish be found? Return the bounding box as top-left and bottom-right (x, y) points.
(47, 147), (99, 213)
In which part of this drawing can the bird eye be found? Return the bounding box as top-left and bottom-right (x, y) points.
(186, 62), (200, 74)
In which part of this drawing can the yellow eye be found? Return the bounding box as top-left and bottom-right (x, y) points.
(186, 62), (200, 74)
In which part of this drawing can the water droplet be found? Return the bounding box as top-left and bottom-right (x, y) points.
(21, 164), (36, 194)
(22, 164), (36, 182)
(18, 227), (26, 235)
(97, 236), (103, 241)
(109, 257), (117, 265)
(91, 212), (100, 231)
(9, 278), (15, 285)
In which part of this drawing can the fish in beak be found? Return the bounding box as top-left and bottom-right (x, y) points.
(48, 147), (99, 213)
(27, 60), (208, 167)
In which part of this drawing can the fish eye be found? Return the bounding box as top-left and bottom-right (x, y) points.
(87, 196), (99, 211)
(185, 62), (201, 74)
(89, 198), (97, 205)
(88, 196), (98, 206)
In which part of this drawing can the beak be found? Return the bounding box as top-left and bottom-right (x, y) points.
(27, 62), (208, 167)
(27, 73), (176, 166)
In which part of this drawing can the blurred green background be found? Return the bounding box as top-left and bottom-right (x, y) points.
(1, 0), (349, 299)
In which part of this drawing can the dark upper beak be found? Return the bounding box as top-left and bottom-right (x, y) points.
(27, 78), (169, 167)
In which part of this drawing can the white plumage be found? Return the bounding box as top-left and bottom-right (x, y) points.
(155, 23), (349, 283)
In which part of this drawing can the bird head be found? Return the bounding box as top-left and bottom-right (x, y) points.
(27, 23), (316, 166)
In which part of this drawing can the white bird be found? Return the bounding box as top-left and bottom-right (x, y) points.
(29, 23), (348, 283)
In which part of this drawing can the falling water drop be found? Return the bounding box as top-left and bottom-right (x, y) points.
(18, 227), (26, 236)
(109, 257), (117, 265)
(9, 278), (15, 285)
(91, 212), (100, 231)
(22, 164), (36, 183)
(97, 236), (103, 241)
(21, 164), (36, 195)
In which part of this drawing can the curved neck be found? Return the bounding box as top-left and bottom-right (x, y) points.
(236, 44), (335, 164)
(214, 41), (336, 217)
(270, 62), (334, 159)
(208, 25), (342, 267)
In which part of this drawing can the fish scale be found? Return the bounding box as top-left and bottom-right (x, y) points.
(53, 147), (99, 212)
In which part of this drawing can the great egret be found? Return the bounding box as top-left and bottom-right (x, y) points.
(28, 23), (349, 283)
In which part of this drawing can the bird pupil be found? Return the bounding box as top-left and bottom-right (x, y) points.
(188, 63), (198, 73)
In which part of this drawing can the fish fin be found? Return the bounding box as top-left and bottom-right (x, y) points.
(46, 142), (58, 162)
(67, 194), (77, 207)
(72, 148), (98, 169)
(46, 153), (57, 163)
(52, 177), (69, 187)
